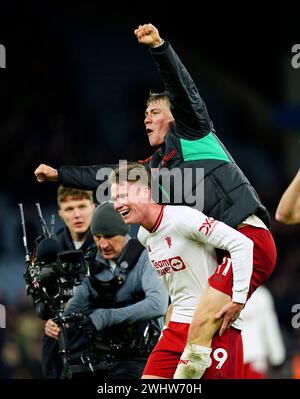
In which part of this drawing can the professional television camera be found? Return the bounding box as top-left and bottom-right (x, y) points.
(19, 203), (160, 378)
(24, 238), (88, 316)
(19, 203), (89, 318)
(19, 203), (93, 378)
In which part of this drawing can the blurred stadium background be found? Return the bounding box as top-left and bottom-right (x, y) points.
(0, 2), (300, 378)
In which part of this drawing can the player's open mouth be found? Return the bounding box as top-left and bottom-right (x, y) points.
(146, 128), (153, 135)
(120, 209), (130, 217)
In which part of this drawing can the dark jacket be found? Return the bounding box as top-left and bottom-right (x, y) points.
(57, 42), (270, 228)
(55, 226), (94, 253)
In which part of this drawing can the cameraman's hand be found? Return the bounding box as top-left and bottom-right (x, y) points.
(34, 164), (59, 183)
(45, 319), (60, 340)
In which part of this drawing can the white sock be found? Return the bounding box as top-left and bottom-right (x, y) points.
(173, 344), (212, 379)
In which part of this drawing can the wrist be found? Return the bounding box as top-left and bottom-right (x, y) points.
(232, 292), (247, 304)
(151, 39), (164, 48)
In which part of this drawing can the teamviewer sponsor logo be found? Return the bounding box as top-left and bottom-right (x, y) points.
(151, 256), (186, 276)
(169, 256), (186, 271)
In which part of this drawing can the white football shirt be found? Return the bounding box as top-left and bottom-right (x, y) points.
(138, 205), (253, 328)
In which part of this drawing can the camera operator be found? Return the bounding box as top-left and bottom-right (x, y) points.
(45, 202), (168, 379)
(40, 186), (96, 378)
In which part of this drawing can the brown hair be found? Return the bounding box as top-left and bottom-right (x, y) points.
(57, 185), (94, 207)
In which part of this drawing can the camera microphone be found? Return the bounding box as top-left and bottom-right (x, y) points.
(36, 237), (60, 263)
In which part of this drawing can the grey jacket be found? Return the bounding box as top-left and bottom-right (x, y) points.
(64, 236), (168, 331)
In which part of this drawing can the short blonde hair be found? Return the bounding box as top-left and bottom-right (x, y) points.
(146, 90), (170, 107)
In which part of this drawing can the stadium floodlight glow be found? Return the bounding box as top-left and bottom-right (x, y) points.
(0, 44), (6, 68)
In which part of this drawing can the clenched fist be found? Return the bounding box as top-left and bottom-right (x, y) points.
(34, 163), (59, 183)
(134, 23), (164, 48)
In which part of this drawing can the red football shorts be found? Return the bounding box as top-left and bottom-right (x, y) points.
(142, 321), (244, 379)
(208, 225), (277, 299)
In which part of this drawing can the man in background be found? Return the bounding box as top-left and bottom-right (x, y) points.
(55, 185), (95, 251)
(40, 186), (95, 378)
(242, 285), (286, 378)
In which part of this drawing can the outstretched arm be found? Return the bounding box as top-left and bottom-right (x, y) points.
(276, 168), (300, 224)
(34, 163), (116, 191)
(34, 164), (59, 183)
(134, 23), (164, 48)
(134, 23), (211, 138)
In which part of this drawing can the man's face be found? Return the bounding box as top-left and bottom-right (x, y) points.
(58, 196), (95, 239)
(93, 234), (125, 260)
(111, 182), (150, 225)
(144, 100), (174, 147)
